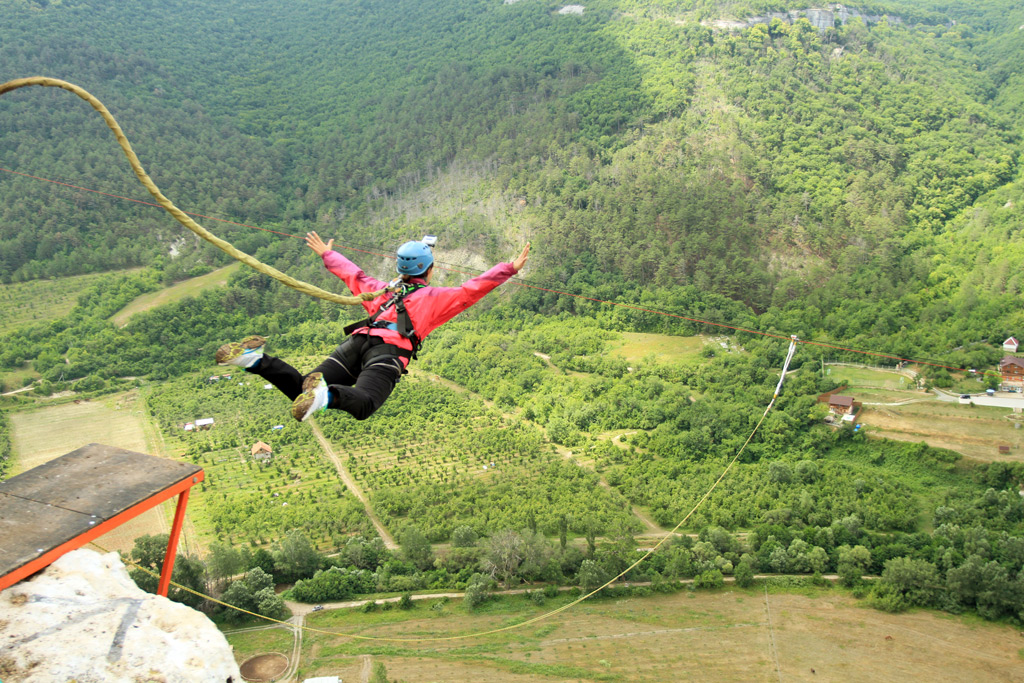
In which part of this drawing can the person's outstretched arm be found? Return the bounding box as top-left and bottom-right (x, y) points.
(306, 231), (388, 299)
(408, 242), (531, 339)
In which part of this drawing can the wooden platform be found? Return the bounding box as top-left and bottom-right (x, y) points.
(0, 443), (203, 593)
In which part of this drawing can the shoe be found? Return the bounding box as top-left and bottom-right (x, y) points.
(292, 372), (329, 422)
(215, 335), (266, 368)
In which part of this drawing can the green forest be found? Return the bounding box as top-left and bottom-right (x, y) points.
(3, 0), (1024, 631)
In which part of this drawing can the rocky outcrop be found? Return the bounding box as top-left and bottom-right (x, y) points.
(707, 4), (905, 32)
(0, 549), (240, 683)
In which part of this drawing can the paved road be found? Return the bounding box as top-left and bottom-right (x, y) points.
(933, 389), (1024, 409)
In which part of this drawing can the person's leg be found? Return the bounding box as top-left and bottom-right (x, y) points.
(329, 356), (404, 420)
(217, 335), (305, 401)
(246, 355), (305, 401)
(309, 336), (366, 387)
(247, 336), (366, 404)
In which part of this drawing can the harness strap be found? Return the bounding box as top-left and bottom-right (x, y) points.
(343, 283), (425, 358)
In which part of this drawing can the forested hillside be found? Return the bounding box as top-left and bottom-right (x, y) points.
(2, 0), (1022, 358)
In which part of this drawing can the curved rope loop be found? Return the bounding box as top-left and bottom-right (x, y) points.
(0, 77), (384, 305)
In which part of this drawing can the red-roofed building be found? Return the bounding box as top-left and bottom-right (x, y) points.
(1005, 337), (1020, 353)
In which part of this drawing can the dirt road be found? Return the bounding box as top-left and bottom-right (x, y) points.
(309, 421), (398, 550)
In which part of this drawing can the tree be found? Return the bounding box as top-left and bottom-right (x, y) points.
(274, 530), (322, 582)
(483, 529), (526, 589)
(220, 567), (286, 621)
(557, 513), (571, 550)
(452, 525), (479, 548)
(837, 545), (872, 587)
(464, 573), (494, 610)
(126, 534), (205, 608)
(874, 557), (942, 611)
(734, 555), (757, 588)
(369, 661), (399, 683)
(208, 541), (244, 586)
(401, 526), (434, 572)
(577, 559), (608, 592)
(250, 547), (276, 577)
(582, 516), (600, 557)
(344, 535), (388, 569)
(694, 568), (725, 589)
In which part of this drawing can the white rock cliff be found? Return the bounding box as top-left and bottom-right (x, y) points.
(0, 549), (241, 682)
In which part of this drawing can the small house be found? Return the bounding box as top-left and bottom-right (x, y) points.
(250, 441), (273, 460)
(999, 357), (1024, 387)
(195, 417), (215, 430)
(184, 423), (195, 432)
(827, 395), (855, 416)
(1005, 337), (1020, 353)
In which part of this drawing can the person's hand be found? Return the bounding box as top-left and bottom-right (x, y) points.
(305, 231), (334, 257)
(512, 242), (531, 273)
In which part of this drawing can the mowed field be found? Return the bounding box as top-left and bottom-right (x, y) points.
(609, 332), (722, 364)
(110, 262), (240, 327)
(282, 587), (1024, 682)
(8, 392), (171, 553)
(830, 365), (1024, 463)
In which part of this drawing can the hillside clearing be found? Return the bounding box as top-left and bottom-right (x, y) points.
(110, 262), (240, 327)
(609, 332), (722, 364)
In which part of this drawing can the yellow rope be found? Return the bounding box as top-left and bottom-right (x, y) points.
(0, 77), (384, 305)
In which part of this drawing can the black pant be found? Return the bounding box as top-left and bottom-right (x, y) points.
(249, 335), (404, 420)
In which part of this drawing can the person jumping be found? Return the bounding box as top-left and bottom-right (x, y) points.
(215, 232), (530, 422)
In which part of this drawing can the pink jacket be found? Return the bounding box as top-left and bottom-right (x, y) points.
(322, 250), (517, 364)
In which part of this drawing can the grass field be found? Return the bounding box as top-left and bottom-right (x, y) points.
(225, 626), (295, 666)
(609, 332), (725, 364)
(0, 364), (40, 394)
(0, 271), (128, 335)
(826, 364), (917, 391)
(7, 392), (169, 554)
(8, 394), (151, 473)
(862, 400), (1024, 462)
(276, 587), (1024, 682)
(110, 262), (240, 327)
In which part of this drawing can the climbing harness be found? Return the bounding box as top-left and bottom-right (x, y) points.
(0, 76), (384, 306)
(343, 280), (426, 360)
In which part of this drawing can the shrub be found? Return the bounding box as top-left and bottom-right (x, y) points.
(694, 569), (725, 589)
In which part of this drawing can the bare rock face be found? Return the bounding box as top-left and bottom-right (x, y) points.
(0, 549), (240, 682)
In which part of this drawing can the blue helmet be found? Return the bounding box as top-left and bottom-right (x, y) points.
(396, 240), (434, 276)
